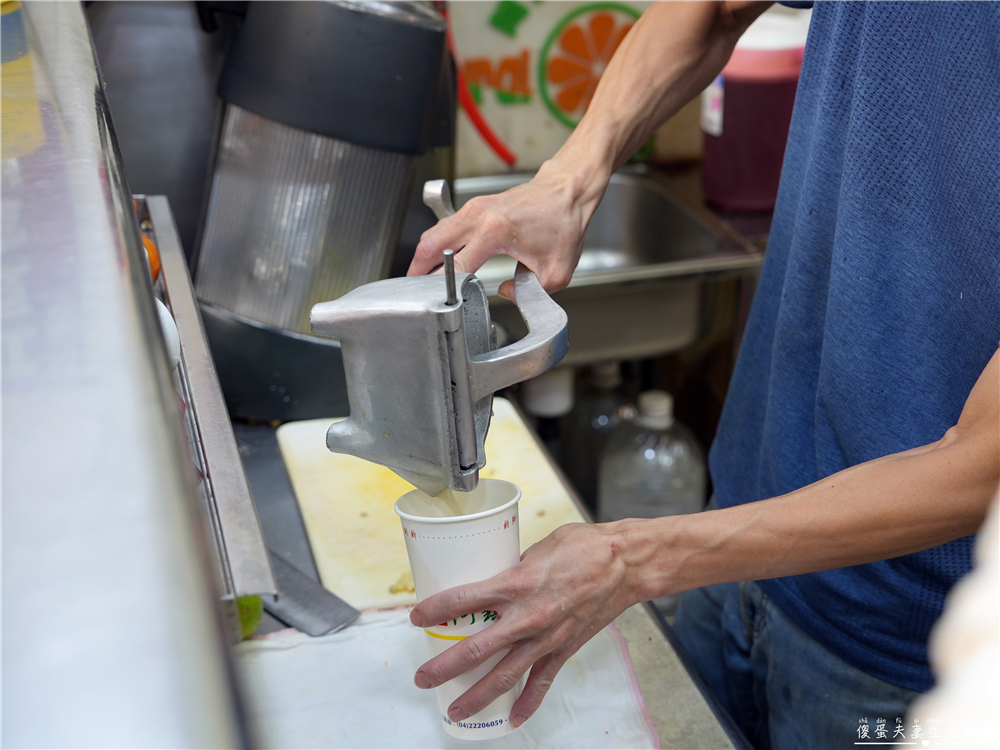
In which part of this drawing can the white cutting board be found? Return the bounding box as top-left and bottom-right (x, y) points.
(276, 398), (587, 611)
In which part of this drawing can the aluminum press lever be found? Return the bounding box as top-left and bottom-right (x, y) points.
(309, 182), (568, 496)
(422, 179), (569, 399)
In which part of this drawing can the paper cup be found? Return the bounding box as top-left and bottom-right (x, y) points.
(395, 479), (524, 740)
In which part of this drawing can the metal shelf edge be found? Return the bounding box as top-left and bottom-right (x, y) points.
(146, 194), (278, 598)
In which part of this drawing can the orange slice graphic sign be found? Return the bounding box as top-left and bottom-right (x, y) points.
(539, 3), (640, 128)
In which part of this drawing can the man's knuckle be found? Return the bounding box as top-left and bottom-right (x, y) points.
(481, 212), (510, 239)
(493, 670), (520, 694)
(465, 195), (493, 215)
(463, 636), (489, 664)
(551, 524), (571, 541)
(531, 674), (555, 697)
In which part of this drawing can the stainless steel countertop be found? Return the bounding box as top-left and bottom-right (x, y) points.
(2, 4), (245, 746)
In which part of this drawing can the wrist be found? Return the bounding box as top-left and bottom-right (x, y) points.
(606, 517), (676, 607)
(611, 512), (722, 605)
(537, 127), (616, 218)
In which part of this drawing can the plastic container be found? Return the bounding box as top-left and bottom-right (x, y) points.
(596, 391), (706, 614)
(560, 362), (631, 510)
(701, 11), (810, 211)
(520, 367), (575, 418)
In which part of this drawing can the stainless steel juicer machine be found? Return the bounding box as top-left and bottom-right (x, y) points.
(310, 182), (569, 495)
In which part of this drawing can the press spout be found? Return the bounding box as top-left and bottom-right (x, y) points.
(324, 419), (366, 455)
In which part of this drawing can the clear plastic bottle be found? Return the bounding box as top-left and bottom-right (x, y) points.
(597, 390), (707, 615)
(560, 362), (631, 510)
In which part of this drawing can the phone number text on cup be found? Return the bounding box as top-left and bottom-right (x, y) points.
(442, 715), (507, 730)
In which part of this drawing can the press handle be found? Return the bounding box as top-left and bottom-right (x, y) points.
(423, 179), (455, 221)
(469, 264), (568, 398)
(421, 180), (569, 399)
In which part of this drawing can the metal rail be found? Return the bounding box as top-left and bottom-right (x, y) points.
(145, 194), (278, 601)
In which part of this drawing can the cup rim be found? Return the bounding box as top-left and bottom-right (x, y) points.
(394, 479), (521, 524)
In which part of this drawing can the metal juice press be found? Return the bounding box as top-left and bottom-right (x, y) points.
(309, 181), (569, 496)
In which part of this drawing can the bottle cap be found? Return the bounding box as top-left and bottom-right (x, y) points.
(521, 367), (575, 418)
(635, 390), (673, 429)
(589, 361), (622, 391)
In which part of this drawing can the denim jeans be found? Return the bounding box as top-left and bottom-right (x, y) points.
(672, 581), (921, 750)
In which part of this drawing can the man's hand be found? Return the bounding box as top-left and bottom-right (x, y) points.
(408, 522), (638, 728)
(407, 162), (604, 299)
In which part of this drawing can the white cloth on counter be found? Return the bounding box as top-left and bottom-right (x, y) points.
(236, 608), (660, 749)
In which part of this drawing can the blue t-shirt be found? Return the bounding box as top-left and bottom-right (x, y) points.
(710, 1), (1000, 692)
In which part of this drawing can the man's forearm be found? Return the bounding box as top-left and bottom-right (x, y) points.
(542, 1), (772, 195)
(620, 350), (1000, 604)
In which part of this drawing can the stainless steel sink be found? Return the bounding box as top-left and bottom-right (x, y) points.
(454, 170), (762, 366)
